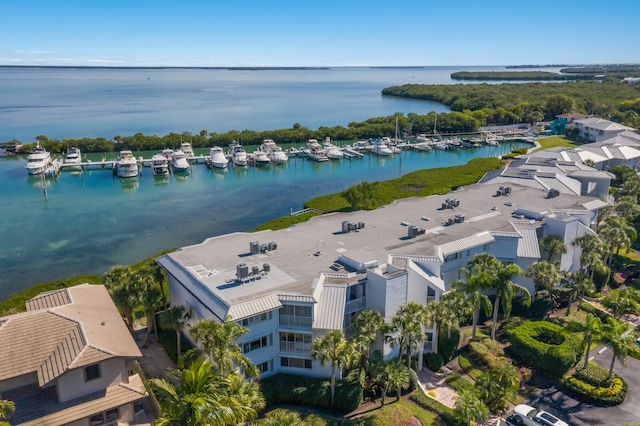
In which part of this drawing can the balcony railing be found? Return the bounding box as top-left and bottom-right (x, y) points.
(345, 296), (366, 314)
(279, 315), (312, 328)
(280, 341), (312, 353)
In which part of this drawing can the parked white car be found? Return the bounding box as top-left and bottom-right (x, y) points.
(506, 404), (568, 426)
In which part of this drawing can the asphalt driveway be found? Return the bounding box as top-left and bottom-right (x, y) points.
(521, 346), (640, 426)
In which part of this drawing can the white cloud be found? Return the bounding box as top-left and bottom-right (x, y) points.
(11, 49), (55, 55)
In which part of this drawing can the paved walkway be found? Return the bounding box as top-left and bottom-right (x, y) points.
(134, 326), (177, 379)
(416, 368), (458, 408)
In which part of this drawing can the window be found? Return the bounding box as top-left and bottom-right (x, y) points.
(90, 408), (119, 425)
(426, 287), (436, 305)
(85, 364), (101, 382)
(258, 359), (273, 374)
(243, 334), (271, 353)
(241, 311), (272, 327)
(280, 357), (312, 369)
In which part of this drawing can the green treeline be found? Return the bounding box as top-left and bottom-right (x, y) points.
(12, 113), (485, 154)
(451, 71), (593, 81)
(382, 80), (640, 127)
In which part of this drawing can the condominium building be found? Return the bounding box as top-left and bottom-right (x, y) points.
(158, 182), (608, 378)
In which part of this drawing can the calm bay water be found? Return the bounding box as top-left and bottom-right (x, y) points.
(0, 66), (536, 298)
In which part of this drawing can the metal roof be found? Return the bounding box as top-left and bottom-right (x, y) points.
(227, 294), (282, 321)
(313, 285), (346, 330)
(516, 227), (541, 258)
(438, 232), (495, 258)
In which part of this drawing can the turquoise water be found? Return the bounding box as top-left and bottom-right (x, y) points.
(0, 143), (527, 298)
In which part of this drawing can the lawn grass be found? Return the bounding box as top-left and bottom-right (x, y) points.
(457, 353), (483, 381)
(254, 157), (501, 231)
(397, 399), (446, 426)
(534, 136), (577, 151)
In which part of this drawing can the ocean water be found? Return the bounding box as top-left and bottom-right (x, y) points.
(0, 143), (527, 298)
(0, 66), (536, 298)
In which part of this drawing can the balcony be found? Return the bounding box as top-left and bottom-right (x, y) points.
(279, 314), (312, 328)
(280, 341), (312, 354)
(345, 296), (366, 314)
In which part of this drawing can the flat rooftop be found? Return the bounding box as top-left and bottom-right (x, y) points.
(160, 182), (596, 311)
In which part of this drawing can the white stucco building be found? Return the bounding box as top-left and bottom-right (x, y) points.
(157, 178), (610, 379)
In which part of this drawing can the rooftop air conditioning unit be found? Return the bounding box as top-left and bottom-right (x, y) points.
(504, 186), (512, 195)
(269, 241), (277, 250)
(250, 241), (260, 255)
(497, 188), (504, 196)
(408, 225), (419, 238)
(237, 263), (249, 280)
(252, 265), (260, 276)
(263, 263), (271, 273)
(342, 220), (351, 233)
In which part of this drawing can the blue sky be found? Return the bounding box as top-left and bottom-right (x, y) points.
(2, 0), (638, 67)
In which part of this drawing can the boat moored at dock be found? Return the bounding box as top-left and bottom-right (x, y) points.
(171, 150), (190, 172)
(323, 138), (344, 160)
(180, 142), (195, 159)
(229, 141), (248, 167)
(63, 147), (82, 167)
(250, 149), (271, 166)
(151, 153), (170, 176)
(25, 143), (53, 175)
(306, 139), (329, 162)
(261, 139), (289, 164)
(372, 138), (394, 156)
(208, 146), (230, 169)
(116, 150), (139, 178)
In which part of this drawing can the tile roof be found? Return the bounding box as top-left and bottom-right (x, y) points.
(26, 289), (71, 311)
(11, 374), (146, 426)
(0, 285), (141, 385)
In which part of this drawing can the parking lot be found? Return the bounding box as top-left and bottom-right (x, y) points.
(511, 346), (640, 426)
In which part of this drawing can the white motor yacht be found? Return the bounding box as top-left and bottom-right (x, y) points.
(372, 138), (393, 156)
(63, 147), (82, 166)
(229, 142), (248, 166)
(323, 138), (344, 160)
(162, 148), (174, 159)
(171, 150), (190, 172)
(306, 139), (328, 162)
(151, 153), (170, 176)
(180, 142), (195, 159)
(251, 149), (271, 166)
(261, 139), (289, 164)
(24, 143), (53, 175)
(209, 146), (229, 169)
(117, 150), (139, 178)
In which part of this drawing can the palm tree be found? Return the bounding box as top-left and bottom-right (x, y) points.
(190, 317), (258, 378)
(311, 330), (354, 408)
(602, 292), (638, 319)
(259, 409), (304, 426)
(149, 356), (262, 426)
(475, 360), (519, 413)
(104, 266), (140, 335)
(455, 390), (489, 426)
(352, 309), (385, 376)
(0, 399), (15, 426)
(526, 260), (563, 314)
(376, 360), (410, 406)
(226, 373), (265, 422)
(572, 233), (606, 280)
(160, 305), (191, 359)
(569, 313), (603, 369)
(489, 263), (529, 340)
(452, 273), (493, 341)
(600, 318), (635, 380)
(134, 268), (165, 347)
(540, 235), (568, 262)
(386, 302), (430, 370)
(599, 218), (634, 266)
(426, 298), (458, 354)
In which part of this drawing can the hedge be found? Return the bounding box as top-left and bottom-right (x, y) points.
(425, 352), (444, 372)
(561, 363), (628, 405)
(260, 373), (363, 413)
(508, 321), (581, 378)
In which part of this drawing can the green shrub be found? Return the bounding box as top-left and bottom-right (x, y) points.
(444, 372), (474, 393)
(260, 373), (363, 413)
(562, 364), (628, 406)
(438, 326), (460, 362)
(406, 367), (420, 392)
(410, 390), (459, 425)
(508, 321), (581, 378)
(425, 352), (444, 372)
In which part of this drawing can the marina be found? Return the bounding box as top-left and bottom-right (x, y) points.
(0, 138), (529, 299)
